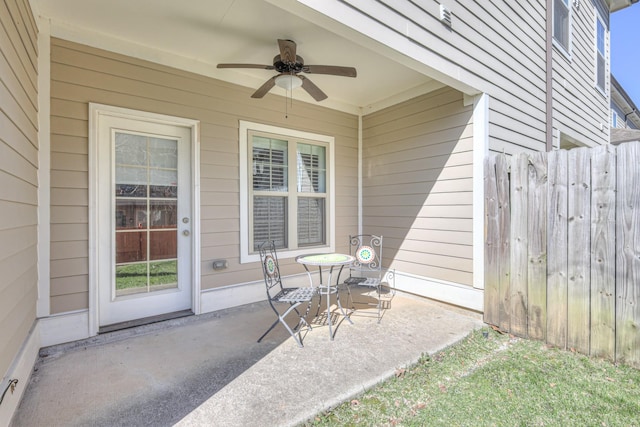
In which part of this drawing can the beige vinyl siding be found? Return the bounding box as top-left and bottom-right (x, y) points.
(0, 0), (38, 381)
(49, 38), (358, 313)
(362, 87), (474, 286)
(336, 0), (547, 155)
(552, 3), (609, 146)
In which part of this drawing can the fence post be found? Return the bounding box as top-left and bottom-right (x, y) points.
(484, 155), (500, 326)
(496, 154), (511, 331)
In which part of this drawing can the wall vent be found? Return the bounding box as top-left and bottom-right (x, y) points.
(440, 5), (452, 28)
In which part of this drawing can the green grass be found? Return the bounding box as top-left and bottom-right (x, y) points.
(116, 260), (177, 290)
(306, 328), (640, 427)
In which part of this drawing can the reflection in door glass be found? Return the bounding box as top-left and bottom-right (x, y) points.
(114, 132), (179, 297)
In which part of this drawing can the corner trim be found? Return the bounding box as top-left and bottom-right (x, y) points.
(36, 16), (51, 318)
(472, 93), (489, 290)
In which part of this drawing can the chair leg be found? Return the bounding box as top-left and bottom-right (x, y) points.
(279, 317), (304, 348)
(376, 285), (382, 323)
(258, 301), (311, 347)
(345, 283), (355, 310)
(257, 318), (280, 343)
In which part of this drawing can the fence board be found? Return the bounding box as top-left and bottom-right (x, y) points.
(527, 152), (547, 340)
(567, 148), (591, 354)
(484, 156), (500, 326)
(547, 149), (568, 349)
(590, 144), (616, 359)
(496, 154), (511, 331)
(616, 141), (640, 368)
(510, 153), (529, 336)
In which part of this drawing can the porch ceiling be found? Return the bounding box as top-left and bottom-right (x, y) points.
(32, 0), (437, 114)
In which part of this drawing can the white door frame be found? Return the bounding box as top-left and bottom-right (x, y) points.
(88, 103), (201, 336)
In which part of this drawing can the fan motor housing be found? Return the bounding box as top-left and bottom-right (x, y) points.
(273, 55), (304, 73)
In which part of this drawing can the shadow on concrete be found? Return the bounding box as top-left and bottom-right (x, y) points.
(11, 292), (482, 427)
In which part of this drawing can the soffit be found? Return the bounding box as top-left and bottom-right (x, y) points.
(32, 0), (437, 113)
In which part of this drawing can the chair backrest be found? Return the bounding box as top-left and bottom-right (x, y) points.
(258, 240), (284, 298)
(349, 234), (382, 273)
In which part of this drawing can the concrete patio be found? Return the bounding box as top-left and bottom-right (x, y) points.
(10, 291), (483, 427)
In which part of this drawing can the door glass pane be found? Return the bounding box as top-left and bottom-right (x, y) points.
(114, 132), (179, 297)
(150, 169), (177, 198)
(150, 230), (177, 260)
(115, 263), (149, 295)
(150, 201), (177, 228)
(115, 167), (147, 197)
(116, 200), (147, 229)
(149, 260), (177, 290)
(115, 133), (147, 166)
(115, 231), (147, 263)
(149, 138), (178, 168)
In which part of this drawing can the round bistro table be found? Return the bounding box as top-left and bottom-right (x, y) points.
(295, 253), (355, 340)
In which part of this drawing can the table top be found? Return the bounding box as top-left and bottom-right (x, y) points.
(295, 253), (355, 266)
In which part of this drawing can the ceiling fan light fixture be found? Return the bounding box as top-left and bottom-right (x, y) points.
(275, 74), (302, 91)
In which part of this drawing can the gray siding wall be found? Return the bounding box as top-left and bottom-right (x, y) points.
(0, 0), (38, 380)
(362, 88), (473, 285)
(49, 38), (358, 314)
(303, 0), (611, 152)
(318, 0), (547, 155)
(552, 1), (610, 146)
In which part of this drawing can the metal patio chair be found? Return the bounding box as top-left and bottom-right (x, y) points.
(343, 234), (391, 323)
(257, 240), (317, 347)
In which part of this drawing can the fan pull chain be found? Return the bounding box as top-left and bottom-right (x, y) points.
(284, 89), (288, 119)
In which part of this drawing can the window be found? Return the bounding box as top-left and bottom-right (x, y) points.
(595, 13), (606, 92)
(553, 0), (570, 53)
(612, 110), (618, 128)
(240, 121), (335, 263)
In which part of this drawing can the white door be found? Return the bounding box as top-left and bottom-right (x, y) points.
(96, 115), (192, 326)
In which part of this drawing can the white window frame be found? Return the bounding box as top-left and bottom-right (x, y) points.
(594, 10), (607, 95)
(239, 121), (335, 263)
(612, 110), (618, 128)
(553, 0), (572, 58)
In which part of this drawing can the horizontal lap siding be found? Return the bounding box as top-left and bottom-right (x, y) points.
(553, 4), (609, 146)
(0, 0), (38, 381)
(362, 88), (474, 286)
(335, 0), (546, 155)
(50, 38), (358, 312)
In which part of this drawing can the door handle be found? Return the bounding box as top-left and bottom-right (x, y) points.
(182, 230), (190, 236)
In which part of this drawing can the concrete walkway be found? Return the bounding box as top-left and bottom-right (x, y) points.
(11, 293), (483, 427)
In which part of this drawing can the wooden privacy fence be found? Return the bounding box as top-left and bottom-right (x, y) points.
(484, 141), (640, 368)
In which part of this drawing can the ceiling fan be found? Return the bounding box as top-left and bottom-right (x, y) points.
(217, 39), (357, 102)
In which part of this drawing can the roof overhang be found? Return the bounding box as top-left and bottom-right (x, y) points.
(608, 0), (639, 12)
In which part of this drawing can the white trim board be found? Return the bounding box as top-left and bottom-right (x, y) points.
(0, 322), (40, 427)
(36, 16), (51, 318)
(39, 310), (90, 347)
(394, 271), (484, 312)
(472, 93), (489, 290)
(200, 272), (318, 314)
